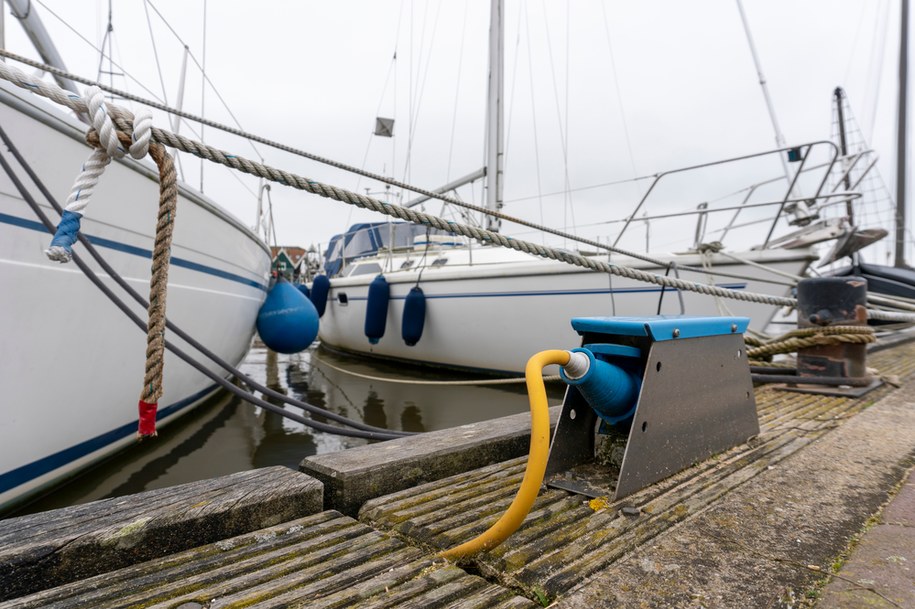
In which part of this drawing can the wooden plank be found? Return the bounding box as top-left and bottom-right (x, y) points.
(300, 406), (562, 517)
(0, 511), (537, 609)
(0, 466), (322, 601)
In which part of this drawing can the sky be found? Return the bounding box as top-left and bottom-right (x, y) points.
(3, 0), (909, 260)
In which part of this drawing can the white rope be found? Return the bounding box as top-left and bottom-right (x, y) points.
(45, 85), (153, 262)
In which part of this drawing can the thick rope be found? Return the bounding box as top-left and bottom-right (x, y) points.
(6, 56), (915, 321)
(82, 126), (176, 437)
(745, 326), (876, 359)
(45, 86), (152, 262)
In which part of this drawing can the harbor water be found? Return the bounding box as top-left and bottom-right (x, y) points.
(15, 343), (566, 516)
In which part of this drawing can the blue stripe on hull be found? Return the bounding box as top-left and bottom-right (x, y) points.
(0, 384), (220, 495)
(339, 283), (748, 301)
(0, 212), (267, 291)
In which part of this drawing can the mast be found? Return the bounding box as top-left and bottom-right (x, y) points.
(834, 87), (855, 223)
(896, 0), (910, 267)
(735, 0), (792, 188)
(5, 0), (82, 98)
(485, 0), (504, 232)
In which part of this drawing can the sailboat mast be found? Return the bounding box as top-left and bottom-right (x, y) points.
(896, 0), (909, 267)
(5, 0), (82, 98)
(834, 87), (855, 223)
(485, 0), (504, 232)
(735, 0), (792, 188)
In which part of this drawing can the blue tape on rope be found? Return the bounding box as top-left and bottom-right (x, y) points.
(48, 209), (83, 253)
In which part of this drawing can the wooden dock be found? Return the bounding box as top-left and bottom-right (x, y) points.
(0, 339), (913, 608)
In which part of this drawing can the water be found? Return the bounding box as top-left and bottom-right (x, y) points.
(17, 344), (565, 515)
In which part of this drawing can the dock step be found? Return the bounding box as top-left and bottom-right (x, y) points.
(0, 466), (322, 600)
(0, 510), (536, 609)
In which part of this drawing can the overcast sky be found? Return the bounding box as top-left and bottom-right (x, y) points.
(4, 0), (908, 257)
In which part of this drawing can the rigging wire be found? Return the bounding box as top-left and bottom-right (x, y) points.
(600, 2), (639, 183)
(539, 0), (575, 242)
(0, 124), (408, 442)
(200, 0), (207, 192)
(523, 2), (546, 243)
(445, 0), (469, 183)
(400, 0), (442, 190)
(141, 0), (170, 108)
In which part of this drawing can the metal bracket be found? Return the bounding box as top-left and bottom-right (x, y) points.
(546, 332), (759, 500)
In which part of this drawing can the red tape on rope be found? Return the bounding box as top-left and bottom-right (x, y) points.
(137, 400), (158, 437)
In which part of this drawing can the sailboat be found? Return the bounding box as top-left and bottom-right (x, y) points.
(0, 1), (271, 513)
(310, 0), (887, 375)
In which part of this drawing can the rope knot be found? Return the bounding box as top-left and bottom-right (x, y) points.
(46, 88), (155, 263)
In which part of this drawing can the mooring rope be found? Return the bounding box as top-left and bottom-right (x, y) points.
(312, 353), (562, 386)
(745, 326), (876, 359)
(39, 83), (175, 438)
(5, 56), (915, 324)
(0, 59), (800, 309)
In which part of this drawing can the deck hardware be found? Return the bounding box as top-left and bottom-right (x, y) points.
(781, 276), (881, 397)
(547, 315), (759, 500)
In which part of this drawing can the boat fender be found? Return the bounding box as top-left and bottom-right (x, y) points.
(256, 277), (320, 353)
(365, 274), (390, 344)
(402, 286), (426, 346)
(297, 283), (311, 299)
(310, 274), (330, 317)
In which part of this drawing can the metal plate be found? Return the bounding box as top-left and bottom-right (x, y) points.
(614, 333), (760, 499)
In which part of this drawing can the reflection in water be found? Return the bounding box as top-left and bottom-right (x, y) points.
(401, 404), (425, 433)
(363, 390), (388, 430)
(14, 343), (565, 516)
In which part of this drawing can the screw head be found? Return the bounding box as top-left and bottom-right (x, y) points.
(673, 328), (680, 338)
(731, 323), (738, 332)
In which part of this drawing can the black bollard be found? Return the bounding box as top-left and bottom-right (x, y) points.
(795, 276), (868, 379)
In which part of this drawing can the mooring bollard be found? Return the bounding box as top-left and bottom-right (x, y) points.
(796, 276), (868, 380)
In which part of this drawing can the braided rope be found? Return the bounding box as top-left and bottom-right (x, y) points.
(6, 55), (915, 320)
(746, 326), (876, 359)
(45, 86), (152, 262)
(83, 126), (175, 436)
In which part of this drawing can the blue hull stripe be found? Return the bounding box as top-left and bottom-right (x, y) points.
(1, 212), (267, 291)
(0, 384), (220, 495)
(339, 283), (748, 301)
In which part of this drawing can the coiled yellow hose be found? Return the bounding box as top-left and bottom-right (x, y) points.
(440, 349), (570, 560)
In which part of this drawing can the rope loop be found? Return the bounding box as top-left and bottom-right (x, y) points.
(45, 90), (154, 263)
(86, 85), (124, 159)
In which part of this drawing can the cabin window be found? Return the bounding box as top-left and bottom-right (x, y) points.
(400, 259), (415, 270)
(349, 263), (383, 276)
(431, 258), (448, 268)
(337, 293), (349, 305)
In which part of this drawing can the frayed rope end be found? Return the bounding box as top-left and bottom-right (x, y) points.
(45, 210), (83, 263)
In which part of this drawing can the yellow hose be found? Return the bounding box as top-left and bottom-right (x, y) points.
(440, 349), (570, 560)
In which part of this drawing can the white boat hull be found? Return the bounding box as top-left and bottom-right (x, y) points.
(0, 82), (271, 512)
(318, 248), (813, 375)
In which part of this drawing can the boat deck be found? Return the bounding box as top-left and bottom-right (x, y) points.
(0, 339), (913, 608)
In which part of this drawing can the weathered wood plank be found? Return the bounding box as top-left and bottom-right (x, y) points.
(0, 511), (537, 609)
(0, 466), (322, 601)
(300, 406), (562, 517)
